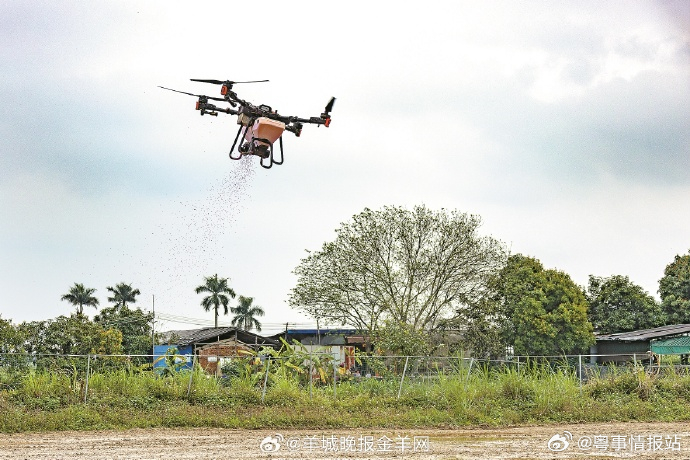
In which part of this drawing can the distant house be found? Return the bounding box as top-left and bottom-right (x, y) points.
(269, 328), (369, 369)
(154, 327), (279, 373)
(590, 324), (690, 364)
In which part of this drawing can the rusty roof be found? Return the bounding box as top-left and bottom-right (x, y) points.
(163, 327), (278, 347)
(595, 324), (690, 342)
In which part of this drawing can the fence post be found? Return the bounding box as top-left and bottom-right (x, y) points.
(186, 354), (196, 398)
(84, 354), (91, 403)
(578, 354), (582, 387)
(261, 357), (271, 404)
(333, 362), (337, 398)
(466, 357), (474, 386)
(309, 354), (313, 401)
(397, 356), (409, 400)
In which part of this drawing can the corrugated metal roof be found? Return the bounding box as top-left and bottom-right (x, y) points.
(163, 327), (278, 346)
(595, 324), (690, 342)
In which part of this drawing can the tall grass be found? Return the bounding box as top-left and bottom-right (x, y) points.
(1, 362), (689, 432)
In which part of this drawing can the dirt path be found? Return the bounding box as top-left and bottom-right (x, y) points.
(1, 422), (689, 459)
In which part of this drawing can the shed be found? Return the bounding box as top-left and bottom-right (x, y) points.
(590, 324), (690, 364)
(269, 328), (367, 368)
(197, 338), (253, 375)
(155, 327), (279, 373)
(650, 336), (690, 355)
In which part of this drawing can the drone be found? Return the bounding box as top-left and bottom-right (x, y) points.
(159, 79), (335, 169)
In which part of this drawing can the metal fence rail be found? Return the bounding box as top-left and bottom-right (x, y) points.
(1, 351), (688, 402)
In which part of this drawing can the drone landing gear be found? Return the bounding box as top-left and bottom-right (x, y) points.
(228, 124), (284, 169)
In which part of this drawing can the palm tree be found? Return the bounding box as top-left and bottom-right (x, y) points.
(231, 295), (265, 332)
(106, 282), (141, 309)
(195, 274), (236, 328)
(61, 283), (99, 316)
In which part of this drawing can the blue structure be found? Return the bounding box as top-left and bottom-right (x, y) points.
(153, 344), (193, 371)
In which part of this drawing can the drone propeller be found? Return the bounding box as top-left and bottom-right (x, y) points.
(157, 86), (225, 102)
(190, 79), (269, 85)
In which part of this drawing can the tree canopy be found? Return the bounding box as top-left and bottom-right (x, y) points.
(19, 315), (122, 357)
(195, 274), (236, 328)
(106, 283), (141, 309)
(496, 254), (594, 356)
(94, 304), (154, 358)
(289, 205), (507, 335)
(587, 275), (665, 334)
(230, 296), (265, 332)
(61, 283), (99, 315)
(659, 250), (690, 324)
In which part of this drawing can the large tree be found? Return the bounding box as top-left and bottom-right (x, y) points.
(289, 205), (507, 335)
(659, 250), (690, 324)
(587, 275), (665, 334)
(19, 315), (123, 371)
(195, 274), (236, 328)
(496, 255), (594, 356)
(0, 316), (27, 369)
(106, 282), (141, 309)
(94, 304), (154, 358)
(230, 296), (265, 332)
(61, 283), (99, 315)
(0, 316), (24, 354)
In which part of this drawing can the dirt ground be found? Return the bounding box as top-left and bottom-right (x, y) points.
(1, 422), (689, 459)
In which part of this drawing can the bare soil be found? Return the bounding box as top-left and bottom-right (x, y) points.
(1, 422), (689, 459)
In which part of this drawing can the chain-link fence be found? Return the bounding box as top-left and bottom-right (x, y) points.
(1, 351), (688, 402)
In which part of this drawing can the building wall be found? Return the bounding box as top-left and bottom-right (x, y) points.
(589, 341), (650, 364)
(197, 341), (250, 375)
(153, 344), (193, 370)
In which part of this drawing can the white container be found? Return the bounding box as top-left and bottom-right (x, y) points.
(245, 117), (285, 144)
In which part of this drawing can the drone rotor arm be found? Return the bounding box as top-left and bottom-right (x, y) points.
(158, 86), (226, 102)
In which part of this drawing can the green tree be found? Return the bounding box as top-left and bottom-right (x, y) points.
(289, 205), (507, 337)
(195, 274), (236, 328)
(0, 316), (28, 370)
(230, 296), (265, 332)
(659, 250), (690, 324)
(94, 305), (154, 358)
(446, 295), (506, 359)
(496, 255), (594, 356)
(587, 275), (665, 334)
(60, 283), (99, 315)
(373, 320), (430, 356)
(19, 315), (123, 371)
(106, 282), (141, 309)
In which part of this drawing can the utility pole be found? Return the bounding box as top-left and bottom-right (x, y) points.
(151, 295), (155, 361)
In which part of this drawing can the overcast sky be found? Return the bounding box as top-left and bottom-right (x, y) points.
(1, 1), (688, 335)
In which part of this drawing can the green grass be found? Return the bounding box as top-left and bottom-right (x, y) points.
(1, 365), (689, 432)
